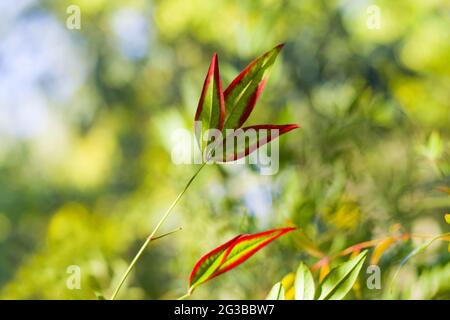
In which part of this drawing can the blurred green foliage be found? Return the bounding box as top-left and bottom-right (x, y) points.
(0, 0), (449, 299)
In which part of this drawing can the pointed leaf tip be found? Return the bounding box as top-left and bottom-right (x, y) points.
(295, 262), (315, 300)
(266, 282), (285, 300)
(318, 250), (367, 300)
(195, 53), (225, 150)
(223, 45), (285, 129)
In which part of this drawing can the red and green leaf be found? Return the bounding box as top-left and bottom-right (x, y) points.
(223, 44), (284, 129)
(207, 124), (299, 162)
(188, 227), (296, 293)
(195, 53), (225, 150)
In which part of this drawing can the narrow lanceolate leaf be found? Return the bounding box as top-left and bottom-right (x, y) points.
(391, 233), (450, 287)
(318, 250), (367, 300)
(188, 227), (296, 293)
(223, 44), (284, 129)
(370, 237), (395, 265)
(208, 124), (299, 162)
(266, 282), (285, 300)
(295, 262), (315, 300)
(194, 53), (225, 150)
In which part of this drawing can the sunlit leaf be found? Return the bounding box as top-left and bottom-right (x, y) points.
(193, 45), (299, 163)
(295, 262), (315, 300)
(281, 272), (295, 290)
(318, 251), (367, 300)
(352, 277), (362, 299)
(194, 53), (225, 150)
(188, 227), (296, 293)
(445, 214), (450, 224)
(223, 44), (284, 129)
(285, 287), (295, 300)
(188, 235), (241, 293)
(266, 282), (285, 300)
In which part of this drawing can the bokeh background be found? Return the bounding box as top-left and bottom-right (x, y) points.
(0, 0), (449, 299)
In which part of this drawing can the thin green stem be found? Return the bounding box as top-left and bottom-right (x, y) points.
(110, 163), (206, 300)
(177, 292), (191, 300)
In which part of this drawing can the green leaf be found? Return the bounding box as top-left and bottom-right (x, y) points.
(437, 186), (450, 195)
(445, 214), (450, 224)
(318, 250), (367, 300)
(194, 53), (225, 151)
(223, 44), (284, 129)
(188, 227), (296, 294)
(266, 282), (285, 300)
(295, 262), (315, 300)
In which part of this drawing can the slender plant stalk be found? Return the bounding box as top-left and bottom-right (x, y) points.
(110, 163), (206, 300)
(177, 292), (191, 300)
